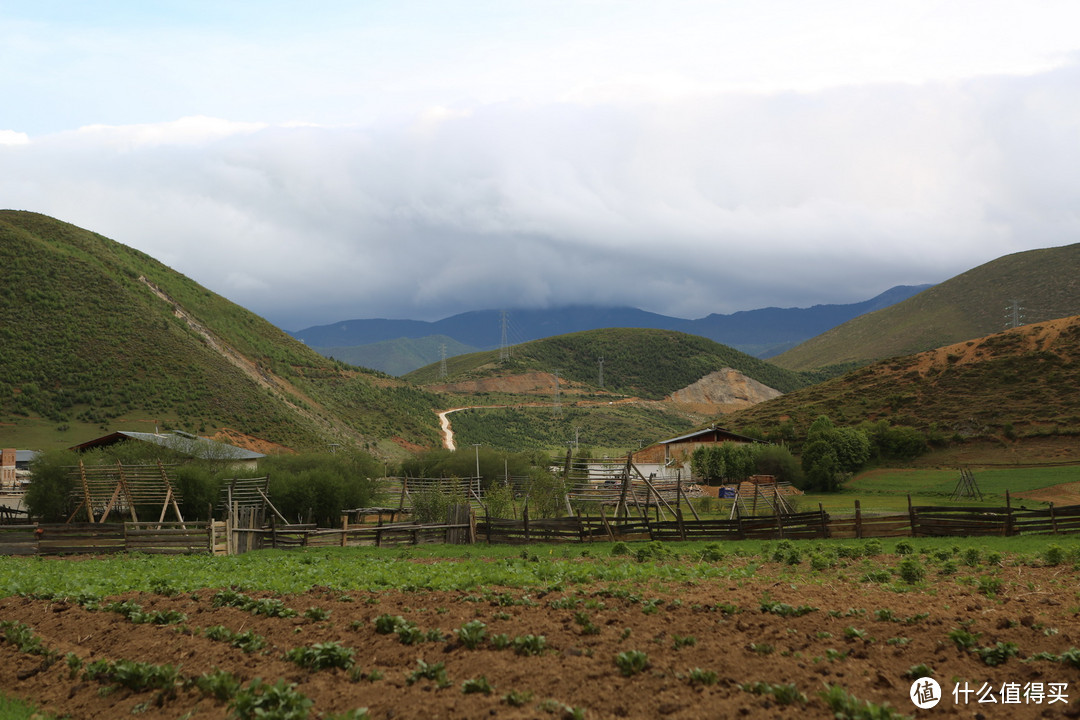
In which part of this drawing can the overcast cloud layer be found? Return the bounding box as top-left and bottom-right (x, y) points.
(2, 1), (1079, 330)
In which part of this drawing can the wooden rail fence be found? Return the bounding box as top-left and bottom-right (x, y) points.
(4, 496), (1080, 555)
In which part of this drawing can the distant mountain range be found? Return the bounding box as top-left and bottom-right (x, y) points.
(292, 285), (931, 375)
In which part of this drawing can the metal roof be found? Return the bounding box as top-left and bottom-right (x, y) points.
(71, 431), (265, 460)
(658, 426), (761, 445)
(15, 450), (37, 463)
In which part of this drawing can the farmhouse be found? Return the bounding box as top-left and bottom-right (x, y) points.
(71, 431), (264, 469)
(633, 426), (761, 467)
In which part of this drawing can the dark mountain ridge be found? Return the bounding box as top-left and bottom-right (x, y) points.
(293, 285), (930, 374)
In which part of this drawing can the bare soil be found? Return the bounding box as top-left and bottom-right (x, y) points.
(2, 561), (1079, 719)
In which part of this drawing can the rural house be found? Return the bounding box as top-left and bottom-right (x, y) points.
(633, 426), (761, 467)
(71, 431), (264, 469)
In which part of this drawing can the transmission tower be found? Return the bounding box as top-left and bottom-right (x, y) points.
(499, 310), (510, 362)
(552, 370), (562, 417)
(438, 343), (448, 379)
(597, 356), (604, 388)
(1005, 299), (1025, 329)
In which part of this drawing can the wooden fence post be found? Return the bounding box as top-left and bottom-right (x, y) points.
(341, 515), (349, 547)
(819, 503), (828, 538)
(1050, 502), (1058, 535)
(676, 507), (686, 541)
(854, 500), (862, 539)
(775, 508), (784, 539)
(598, 504), (615, 542)
(269, 514), (277, 549)
(469, 509), (477, 545)
(907, 494), (916, 537)
(1005, 490), (1014, 536)
(523, 504), (530, 543)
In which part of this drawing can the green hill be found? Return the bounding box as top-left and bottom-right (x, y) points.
(405, 327), (818, 399)
(0, 211), (441, 454)
(727, 315), (1080, 448)
(773, 243), (1080, 370)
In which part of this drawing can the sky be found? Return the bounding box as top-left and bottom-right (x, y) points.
(2, 1), (1079, 331)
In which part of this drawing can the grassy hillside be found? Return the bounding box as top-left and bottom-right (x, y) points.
(406, 328), (819, 399)
(726, 315), (1080, 448)
(446, 403), (697, 454)
(773, 243), (1080, 370)
(0, 211), (441, 453)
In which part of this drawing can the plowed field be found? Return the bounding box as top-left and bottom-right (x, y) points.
(1, 549), (1079, 719)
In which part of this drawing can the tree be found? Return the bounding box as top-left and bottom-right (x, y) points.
(801, 439), (840, 492)
(799, 415), (870, 492)
(25, 450), (79, 522)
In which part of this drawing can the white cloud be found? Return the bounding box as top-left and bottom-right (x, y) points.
(2, 58), (1077, 330)
(0, 130), (29, 145)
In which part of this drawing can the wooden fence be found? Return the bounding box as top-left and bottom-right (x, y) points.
(5, 497), (1080, 556)
(0, 522), (222, 556)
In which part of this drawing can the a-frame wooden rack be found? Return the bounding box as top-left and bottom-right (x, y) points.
(68, 460), (184, 523)
(951, 468), (984, 501)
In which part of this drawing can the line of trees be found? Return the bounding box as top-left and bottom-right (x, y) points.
(691, 415), (930, 493)
(26, 445), (383, 526)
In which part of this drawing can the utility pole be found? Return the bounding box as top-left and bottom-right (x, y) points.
(499, 310), (510, 362)
(1005, 299), (1025, 329)
(473, 443), (481, 481)
(597, 356), (604, 388)
(552, 370), (562, 417)
(438, 343), (448, 379)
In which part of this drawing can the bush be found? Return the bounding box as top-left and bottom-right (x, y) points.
(410, 484), (454, 524)
(753, 444), (803, 486)
(897, 557), (926, 584)
(483, 482), (515, 519)
(263, 451), (380, 526)
(25, 449), (79, 522)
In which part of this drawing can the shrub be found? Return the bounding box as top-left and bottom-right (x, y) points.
(25, 449), (79, 522)
(897, 557), (926, 584)
(1043, 545), (1066, 566)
